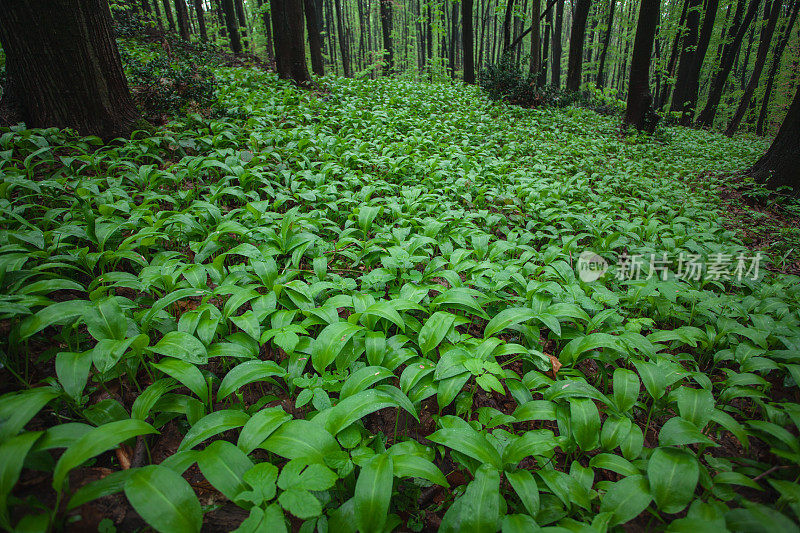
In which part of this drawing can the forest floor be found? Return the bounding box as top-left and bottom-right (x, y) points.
(3, 55), (800, 532)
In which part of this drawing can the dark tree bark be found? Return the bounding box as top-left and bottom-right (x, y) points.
(502, 0), (517, 52)
(552, 0), (564, 86)
(193, 0), (208, 41)
(335, 0), (352, 76)
(669, 0), (703, 117)
(152, 0), (165, 30)
(756, 0), (799, 135)
(256, 0), (276, 62)
(566, 0), (591, 91)
(749, 83), (800, 189)
(674, 0), (719, 124)
(725, 0), (781, 135)
(175, 0), (191, 39)
(223, 0), (243, 53)
(596, 0), (616, 88)
(450, 1), (460, 77)
(271, 0), (314, 84)
(163, 0), (176, 30)
(0, 0), (140, 140)
(463, 0), (476, 83)
(657, 0), (690, 108)
(624, 0), (660, 132)
(304, 0), (325, 75)
(379, 0), (394, 74)
(529, 0), (541, 77)
(235, 0), (250, 49)
(696, 0), (761, 128)
(540, 5), (552, 85)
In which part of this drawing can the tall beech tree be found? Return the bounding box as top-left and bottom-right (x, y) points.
(566, 0), (592, 91)
(624, 0), (660, 132)
(335, 0), (352, 76)
(696, 0), (761, 128)
(271, 0), (314, 84)
(193, 0), (208, 41)
(725, 0), (781, 136)
(0, 0), (140, 139)
(175, 0), (191, 40)
(669, 0), (702, 118)
(552, 0), (564, 86)
(304, 0), (325, 75)
(674, 0), (720, 124)
(529, 0), (542, 78)
(596, 0), (617, 88)
(163, 0), (177, 30)
(223, 0), (243, 53)
(757, 0), (799, 134)
(463, 0), (476, 83)
(380, 0), (394, 74)
(749, 83), (800, 189)
(502, 0), (517, 52)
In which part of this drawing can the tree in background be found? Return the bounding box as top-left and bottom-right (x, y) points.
(380, 0), (395, 74)
(175, 0), (192, 40)
(304, 0), (325, 75)
(223, 0), (243, 53)
(0, 0), (140, 139)
(725, 0), (781, 135)
(551, 0), (564, 86)
(749, 84), (800, 189)
(463, 0), (476, 83)
(566, 0), (592, 91)
(271, 0), (314, 84)
(756, 0), (799, 135)
(193, 0), (208, 41)
(624, 0), (660, 132)
(695, 0), (761, 128)
(596, 0), (617, 88)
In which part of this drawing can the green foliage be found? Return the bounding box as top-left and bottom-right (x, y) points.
(0, 66), (796, 533)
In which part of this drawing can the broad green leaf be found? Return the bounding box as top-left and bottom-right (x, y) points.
(260, 420), (339, 464)
(599, 474), (652, 525)
(354, 454), (394, 533)
(152, 358), (208, 404)
(178, 410), (249, 451)
(238, 407), (292, 454)
(311, 322), (363, 373)
(418, 311), (456, 355)
(427, 427), (502, 469)
(217, 360), (284, 401)
(483, 308), (537, 338)
(124, 465), (202, 533)
(647, 447), (699, 514)
(149, 331), (208, 365)
(197, 440), (253, 500)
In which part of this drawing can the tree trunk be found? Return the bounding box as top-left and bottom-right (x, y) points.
(235, 0), (250, 49)
(669, 0), (702, 117)
(565, 0), (591, 91)
(675, 0), (719, 124)
(0, 0), (140, 140)
(380, 0), (394, 74)
(596, 0), (616, 88)
(450, 1), (459, 77)
(529, 0), (541, 77)
(725, 0), (781, 135)
(552, 0), (564, 85)
(223, 0), (243, 53)
(756, 0), (799, 135)
(624, 0), (660, 132)
(335, 0), (352, 76)
(463, 0), (476, 82)
(163, 0), (176, 30)
(695, 0), (761, 128)
(193, 0), (208, 41)
(271, 0), (313, 84)
(749, 83), (800, 189)
(502, 0), (517, 52)
(256, 0), (275, 62)
(304, 0), (325, 75)
(540, 5), (552, 85)
(175, 0), (191, 39)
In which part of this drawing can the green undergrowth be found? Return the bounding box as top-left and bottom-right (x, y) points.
(1, 69), (798, 533)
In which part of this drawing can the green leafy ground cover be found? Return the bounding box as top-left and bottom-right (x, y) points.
(2, 65), (800, 532)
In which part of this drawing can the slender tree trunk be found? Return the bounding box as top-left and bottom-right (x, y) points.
(223, 0), (242, 53)
(175, 0), (191, 39)
(463, 0), (476, 82)
(503, 0), (517, 52)
(163, 0), (176, 30)
(596, 0), (616, 87)
(726, 0), (781, 135)
(380, 0), (394, 74)
(696, 0), (761, 127)
(565, 0), (591, 91)
(193, 0), (208, 41)
(739, 15), (757, 89)
(552, 0), (564, 85)
(529, 0), (541, 77)
(756, 0), (799, 134)
(657, 0), (689, 108)
(271, 0), (313, 84)
(234, 0), (250, 49)
(675, 0), (719, 124)
(540, 6), (552, 85)
(0, 0), (140, 139)
(670, 0), (702, 116)
(749, 83), (800, 189)
(624, 0), (660, 132)
(450, 1), (460, 77)
(256, 0), (276, 62)
(304, 0), (325, 75)
(152, 0), (165, 30)
(335, 0), (352, 76)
